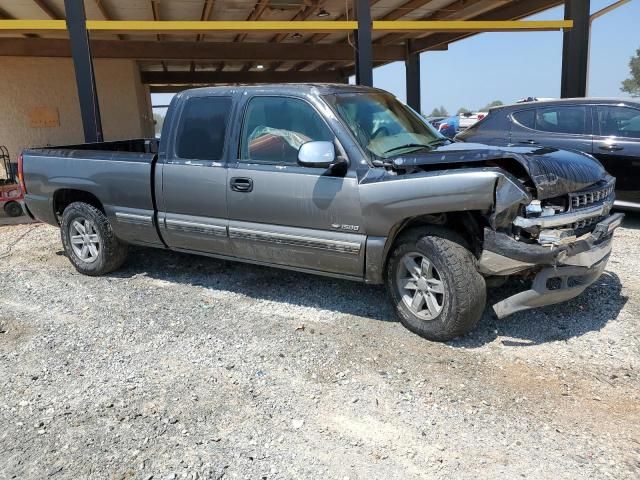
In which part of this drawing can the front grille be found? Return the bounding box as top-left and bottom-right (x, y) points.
(572, 215), (602, 230)
(569, 182), (614, 209)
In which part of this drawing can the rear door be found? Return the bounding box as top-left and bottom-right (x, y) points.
(226, 94), (365, 277)
(509, 104), (592, 153)
(593, 104), (640, 205)
(157, 94), (235, 254)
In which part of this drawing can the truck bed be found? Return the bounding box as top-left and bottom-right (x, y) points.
(22, 138), (161, 247)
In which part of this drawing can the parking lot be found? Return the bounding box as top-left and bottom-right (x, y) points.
(1, 215), (639, 479)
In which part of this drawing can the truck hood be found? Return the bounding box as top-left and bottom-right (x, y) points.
(392, 142), (607, 200)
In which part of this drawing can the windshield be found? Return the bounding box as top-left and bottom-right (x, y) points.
(324, 92), (443, 159)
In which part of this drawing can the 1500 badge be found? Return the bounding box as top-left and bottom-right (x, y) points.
(331, 223), (360, 232)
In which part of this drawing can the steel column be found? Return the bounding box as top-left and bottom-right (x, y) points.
(354, 0), (373, 86)
(560, 0), (590, 98)
(405, 41), (421, 113)
(64, 0), (103, 142)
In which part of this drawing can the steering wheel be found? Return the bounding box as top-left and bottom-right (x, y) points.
(371, 126), (390, 139)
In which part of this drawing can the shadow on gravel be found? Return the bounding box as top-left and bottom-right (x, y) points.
(451, 272), (627, 348)
(105, 246), (627, 346)
(108, 246), (395, 322)
(620, 210), (640, 230)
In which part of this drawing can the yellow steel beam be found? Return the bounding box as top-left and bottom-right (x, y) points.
(0, 19), (572, 34)
(373, 20), (574, 32)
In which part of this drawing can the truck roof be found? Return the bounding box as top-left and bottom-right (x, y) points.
(178, 83), (388, 97)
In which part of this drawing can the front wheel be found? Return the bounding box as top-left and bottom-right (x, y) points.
(385, 229), (486, 341)
(60, 202), (128, 276)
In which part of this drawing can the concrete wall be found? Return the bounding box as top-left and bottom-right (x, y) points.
(0, 57), (154, 176)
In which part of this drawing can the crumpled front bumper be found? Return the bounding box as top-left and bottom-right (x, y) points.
(479, 212), (624, 318)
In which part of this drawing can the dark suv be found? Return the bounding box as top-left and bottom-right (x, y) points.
(456, 98), (640, 209)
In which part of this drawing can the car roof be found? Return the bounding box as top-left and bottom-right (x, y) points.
(495, 97), (640, 111)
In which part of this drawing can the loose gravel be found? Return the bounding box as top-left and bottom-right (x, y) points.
(1, 217), (639, 479)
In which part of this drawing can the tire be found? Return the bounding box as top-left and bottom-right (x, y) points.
(4, 201), (23, 217)
(60, 202), (128, 276)
(385, 228), (486, 341)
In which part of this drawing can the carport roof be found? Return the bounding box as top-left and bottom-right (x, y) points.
(0, 0), (565, 86)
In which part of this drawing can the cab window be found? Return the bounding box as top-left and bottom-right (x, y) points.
(240, 96), (334, 165)
(175, 96), (233, 161)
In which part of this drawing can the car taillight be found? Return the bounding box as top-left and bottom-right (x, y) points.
(17, 152), (26, 193)
(477, 114), (485, 120)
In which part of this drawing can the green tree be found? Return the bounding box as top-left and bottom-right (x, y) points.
(480, 100), (503, 111)
(621, 47), (640, 96)
(457, 107), (471, 115)
(429, 105), (449, 117)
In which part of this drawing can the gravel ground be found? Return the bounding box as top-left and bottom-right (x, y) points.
(1, 216), (639, 480)
(0, 206), (33, 226)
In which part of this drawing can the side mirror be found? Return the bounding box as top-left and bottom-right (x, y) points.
(297, 141), (344, 169)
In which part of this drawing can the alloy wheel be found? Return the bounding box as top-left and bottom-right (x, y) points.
(396, 252), (446, 320)
(69, 217), (101, 263)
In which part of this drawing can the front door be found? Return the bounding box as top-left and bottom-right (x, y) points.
(226, 95), (365, 277)
(158, 94), (234, 254)
(593, 104), (640, 205)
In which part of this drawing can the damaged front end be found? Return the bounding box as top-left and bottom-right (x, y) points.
(480, 175), (624, 318)
(384, 142), (623, 318)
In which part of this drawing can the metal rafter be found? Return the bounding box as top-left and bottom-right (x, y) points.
(235, 0), (269, 43)
(291, 0), (383, 72)
(191, 0), (216, 72)
(377, 0), (494, 45)
(33, 0), (62, 19)
(0, 37), (406, 62)
(223, 0), (269, 73)
(0, 5), (34, 37)
(93, 0), (125, 40)
(141, 70), (342, 85)
(318, 0), (417, 74)
(150, 1), (167, 72)
(258, 0), (319, 72)
(408, 0), (564, 53)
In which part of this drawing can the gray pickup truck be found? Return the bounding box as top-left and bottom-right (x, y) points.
(20, 84), (623, 341)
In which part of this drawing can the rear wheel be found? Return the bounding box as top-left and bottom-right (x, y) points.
(60, 202), (128, 276)
(385, 228), (486, 341)
(3, 201), (23, 217)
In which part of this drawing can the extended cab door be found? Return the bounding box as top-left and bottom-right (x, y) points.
(156, 93), (234, 254)
(509, 104), (592, 153)
(226, 95), (365, 277)
(593, 104), (640, 205)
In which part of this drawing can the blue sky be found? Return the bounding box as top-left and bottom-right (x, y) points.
(373, 0), (640, 114)
(153, 0), (640, 115)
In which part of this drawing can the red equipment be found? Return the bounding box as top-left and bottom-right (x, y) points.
(0, 146), (24, 217)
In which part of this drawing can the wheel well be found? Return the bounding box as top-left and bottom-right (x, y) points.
(386, 211), (487, 261)
(53, 189), (104, 220)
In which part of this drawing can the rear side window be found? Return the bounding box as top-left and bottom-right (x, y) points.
(597, 105), (640, 138)
(176, 96), (232, 160)
(512, 110), (535, 129)
(533, 106), (586, 135)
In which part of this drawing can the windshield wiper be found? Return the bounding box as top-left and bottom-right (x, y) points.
(427, 138), (451, 146)
(382, 143), (431, 155)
